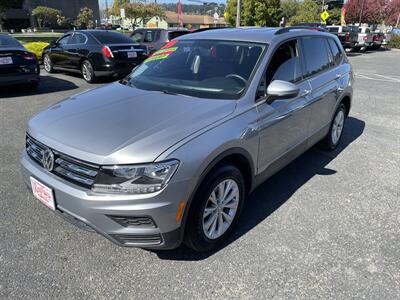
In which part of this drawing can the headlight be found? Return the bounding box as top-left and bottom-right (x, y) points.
(92, 159), (179, 195)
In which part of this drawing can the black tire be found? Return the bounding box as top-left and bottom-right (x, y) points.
(43, 54), (54, 73)
(81, 60), (96, 83)
(184, 164), (245, 252)
(321, 103), (347, 150)
(352, 46), (361, 52)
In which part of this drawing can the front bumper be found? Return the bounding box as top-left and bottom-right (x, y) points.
(20, 150), (190, 249)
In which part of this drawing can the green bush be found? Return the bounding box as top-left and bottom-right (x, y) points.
(389, 34), (400, 49)
(24, 42), (49, 62)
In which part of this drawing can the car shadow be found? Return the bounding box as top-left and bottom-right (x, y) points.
(153, 116), (365, 261)
(0, 75), (79, 98)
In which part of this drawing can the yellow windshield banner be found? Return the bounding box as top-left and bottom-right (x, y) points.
(146, 47), (178, 63)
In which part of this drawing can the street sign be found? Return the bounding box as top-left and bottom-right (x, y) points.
(321, 10), (330, 21)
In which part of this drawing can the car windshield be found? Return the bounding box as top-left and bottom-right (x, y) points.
(123, 39), (266, 99)
(0, 35), (21, 47)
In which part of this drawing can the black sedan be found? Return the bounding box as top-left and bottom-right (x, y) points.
(0, 34), (40, 88)
(43, 30), (148, 83)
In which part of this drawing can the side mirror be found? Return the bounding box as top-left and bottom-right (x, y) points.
(266, 80), (300, 104)
(50, 40), (59, 47)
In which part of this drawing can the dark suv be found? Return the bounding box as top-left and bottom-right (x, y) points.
(130, 28), (190, 54)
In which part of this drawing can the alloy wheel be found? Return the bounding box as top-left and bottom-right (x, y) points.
(44, 55), (51, 72)
(82, 62), (92, 81)
(331, 110), (345, 145)
(202, 179), (240, 240)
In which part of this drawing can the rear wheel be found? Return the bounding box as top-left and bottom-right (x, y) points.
(81, 60), (96, 83)
(321, 103), (347, 150)
(185, 164), (245, 252)
(43, 54), (54, 73)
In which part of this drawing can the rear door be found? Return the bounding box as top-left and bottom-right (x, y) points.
(50, 34), (71, 67)
(301, 36), (339, 136)
(256, 38), (313, 173)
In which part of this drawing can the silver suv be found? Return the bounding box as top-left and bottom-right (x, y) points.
(21, 28), (353, 252)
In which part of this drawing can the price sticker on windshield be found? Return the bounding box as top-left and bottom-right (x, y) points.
(146, 47), (178, 62)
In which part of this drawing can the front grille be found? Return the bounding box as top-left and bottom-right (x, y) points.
(108, 215), (157, 228)
(111, 234), (163, 246)
(26, 135), (99, 188)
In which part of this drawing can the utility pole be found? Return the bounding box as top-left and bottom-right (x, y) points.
(236, 0), (241, 27)
(359, 0), (366, 25)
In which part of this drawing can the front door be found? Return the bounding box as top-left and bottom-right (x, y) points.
(256, 39), (313, 174)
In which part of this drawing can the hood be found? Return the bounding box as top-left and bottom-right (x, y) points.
(28, 82), (236, 165)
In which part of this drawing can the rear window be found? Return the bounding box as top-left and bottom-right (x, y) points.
(302, 37), (331, 77)
(0, 35), (20, 46)
(143, 30), (157, 43)
(90, 31), (133, 44)
(168, 31), (189, 40)
(328, 27), (339, 33)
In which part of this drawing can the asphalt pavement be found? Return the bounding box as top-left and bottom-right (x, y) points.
(1, 49), (399, 299)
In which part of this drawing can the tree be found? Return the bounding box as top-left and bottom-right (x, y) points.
(254, 0), (281, 26)
(243, 0), (256, 26)
(281, 0), (299, 23)
(386, 0), (400, 26)
(31, 6), (61, 28)
(327, 7), (341, 25)
(74, 7), (94, 29)
(109, 0), (129, 16)
(344, 0), (391, 25)
(123, 2), (165, 28)
(288, 0), (320, 25)
(224, 0), (239, 26)
(57, 14), (71, 28)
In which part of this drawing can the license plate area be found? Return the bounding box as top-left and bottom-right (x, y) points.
(30, 177), (55, 210)
(0, 57), (13, 65)
(127, 51), (137, 58)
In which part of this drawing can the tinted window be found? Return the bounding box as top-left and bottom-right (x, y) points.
(0, 35), (20, 46)
(91, 31), (133, 44)
(327, 39), (342, 65)
(302, 37), (331, 77)
(143, 31), (157, 42)
(68, 33), (86, 44)
(266, 39), (302, 84)
(58, 35), (70, 45)
(168, 31), (189, 40)
(328, 27), (339, 33)
(125, 40), (266, 99)
(131, 31), (143, 43)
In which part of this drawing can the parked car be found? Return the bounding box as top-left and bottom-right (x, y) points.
(382, 30), (392, 47)
(21, 28), (353, 252)
(0, 33), (39, 88)
(42, 30), (147, 83)
(369, 30), (384, 50)
(354, 26), (373, 50)
(327, 25), (358, 51)
(130, 28), (190, 54)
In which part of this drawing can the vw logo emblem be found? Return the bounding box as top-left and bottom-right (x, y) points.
(42, 149), (54, 171)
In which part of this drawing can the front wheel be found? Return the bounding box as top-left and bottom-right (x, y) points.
(321, 104), (347, 150)
(81, 60), (96, 83)
(43, 54), (54, 73)
(185, 164), (245, 252)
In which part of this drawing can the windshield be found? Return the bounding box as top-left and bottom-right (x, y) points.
(123, 39), (266, 99)
(0, 35), (21, 47)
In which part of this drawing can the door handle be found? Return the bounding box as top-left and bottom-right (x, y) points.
(301, 89), (311, 96)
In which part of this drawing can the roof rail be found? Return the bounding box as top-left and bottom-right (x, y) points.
(275, 26), (326, 35)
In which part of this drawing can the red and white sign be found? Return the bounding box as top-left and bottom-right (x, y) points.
(30, 177), (55, 211)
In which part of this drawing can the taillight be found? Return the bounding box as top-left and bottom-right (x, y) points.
(22, 52), (35, 60)
(101, 46), (114, 58)
(364, 35), (368, 42)
(148, 43), (155, 49)
(345, 32), (350, 42)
